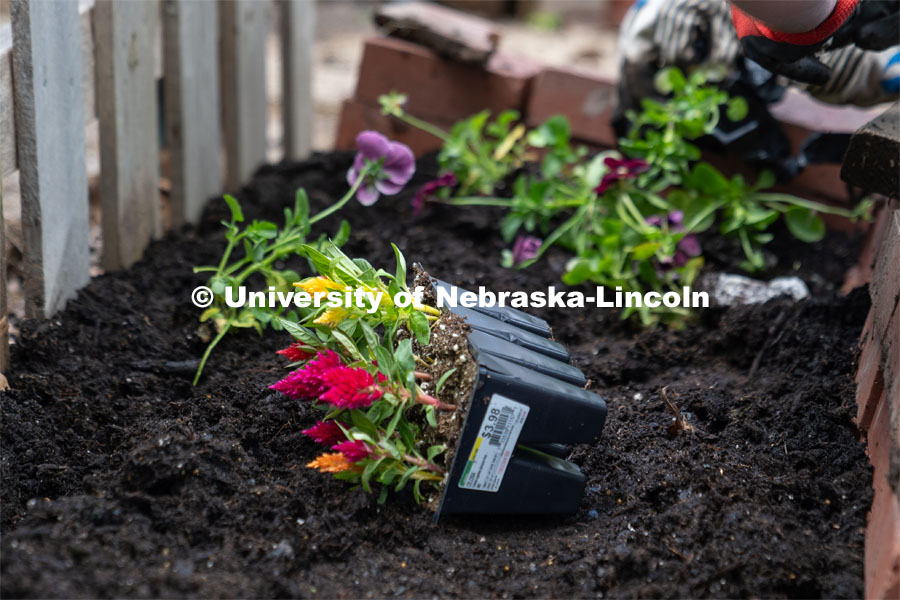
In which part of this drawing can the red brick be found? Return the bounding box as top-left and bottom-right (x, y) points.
(857, 323), (886, 433)
(843, 202), (897, 292)
(334, 99), (449, 157)
(865, 391), (900, 600)
(602, 1), (636, 29)
(354, 37), (540, 124)
(870, 210), (900, 343)
(525, 67), (618, 148)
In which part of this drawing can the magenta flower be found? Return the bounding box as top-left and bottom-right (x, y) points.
(347, 131), (415, 206)
(319, 366), (383, 409)
(269, 350), (343, 400)
(594, 157), (650, 195)
(412, 172), (458, 215)
(276, 342), (314, 363)
(332, 439), (370, 462)
(511, 236), (542, 266)
(302, 420), (346, 446)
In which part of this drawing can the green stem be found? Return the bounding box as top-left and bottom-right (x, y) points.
(394, 112), (450, 142)
(755, 193), (859, 217)
(309, 164), (372, 226)
(435, 196), (513, 207)
(193, 322), (232, 385)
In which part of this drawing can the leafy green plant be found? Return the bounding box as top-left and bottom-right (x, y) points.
(380, 66), (870, 326)
(381, 91), (528, 196)
(193, 131), (418, 384)
(269, 243), (457, 503)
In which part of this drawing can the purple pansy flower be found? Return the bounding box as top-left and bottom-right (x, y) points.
(412, 172), (458, 215)
(594, 157), (650, 195)
(511, 236), (542, 266)
(347, 131), (416, 206)
(645, 210), (702, 269)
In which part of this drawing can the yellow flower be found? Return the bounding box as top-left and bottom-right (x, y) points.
(294, 276), (344, 295)
(307, 452), (351, 473)
(314, 307), (349, 328)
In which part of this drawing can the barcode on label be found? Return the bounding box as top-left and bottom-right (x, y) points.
(489, 406), (513, 446)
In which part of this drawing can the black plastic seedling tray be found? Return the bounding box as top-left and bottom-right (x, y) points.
(431, 280), (607, 520)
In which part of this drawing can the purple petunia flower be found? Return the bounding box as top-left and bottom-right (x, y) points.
(347, 131), (415, 206)
(511, 236), (542, 266)
(594, 157), (650, 195)
(412, 172), (458, 215)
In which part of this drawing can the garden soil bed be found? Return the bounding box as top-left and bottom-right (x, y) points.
(1, 152), (873, 598)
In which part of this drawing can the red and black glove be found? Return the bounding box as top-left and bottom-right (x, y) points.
(731, 0), (899, 85)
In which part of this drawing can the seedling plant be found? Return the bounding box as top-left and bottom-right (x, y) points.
(385, 67), (869, 326)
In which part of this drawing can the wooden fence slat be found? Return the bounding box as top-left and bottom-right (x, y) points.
(281, 0), (314, 160)
(163, 0), (223, 226)
(10, 0), (90, 318)
(94, 0), (161, 270)
(220, 0), (269, 190)
(1, 38), (14, 179)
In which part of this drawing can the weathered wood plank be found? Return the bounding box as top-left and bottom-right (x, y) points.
(163, 0), (222, 226)
(374, 1), (500, 65)
(94, 0), (161, 270)
(841, 102), (900, 199)
(220, 0), (269, 190)
(1, 166), (8, 377)
(281, 0), (314, 160)
(1, 37), (14, 179)
(10, 0), (90, 318)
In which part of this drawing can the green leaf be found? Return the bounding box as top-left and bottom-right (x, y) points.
(394, 338), (415, 373)
(332, 220), (351, 247)
(435, 368), (457, 393)
(726, 97), (749, 122)
(350, 410), (379, 439)
(392, 243), (408, 289)
(427, 445), (446, 462)
(361, 457), (385, 493)
(276, 317), (320, 346)
(223, 195), (244, 223)
(408, 310), (430, 346)
(424, 405), (437, 428)
(294, 188), (310, 230)
(372, 345), (395, 379)
(331, 328), (363, 361)
(784, 206), (826, 242)
(654, 67), (686, 94)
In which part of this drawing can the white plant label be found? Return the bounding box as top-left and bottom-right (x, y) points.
(458, 394), (529, 492)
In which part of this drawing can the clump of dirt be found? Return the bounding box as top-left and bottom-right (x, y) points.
(1, 151), (872, 598)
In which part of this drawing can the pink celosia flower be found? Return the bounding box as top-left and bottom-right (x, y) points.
(301, 420), (346, 446)
(276, 342), (314, 363)
(332, 440), (371, 462)
(319, 366), (383, 409)
(269, 350), (343, 400)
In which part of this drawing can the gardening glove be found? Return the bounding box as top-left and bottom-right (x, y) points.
(731, 0), (899, 85)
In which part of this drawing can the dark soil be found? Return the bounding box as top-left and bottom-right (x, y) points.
(1, 152), (872, 598)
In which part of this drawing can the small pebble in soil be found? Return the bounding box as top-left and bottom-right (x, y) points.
(587, 509), (599, 520)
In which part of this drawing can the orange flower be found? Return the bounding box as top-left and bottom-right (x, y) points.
(294, 276), (344, 295)
(307, 452), (352, 473)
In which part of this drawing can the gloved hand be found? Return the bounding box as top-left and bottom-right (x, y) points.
(731, 0), (899, 85)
